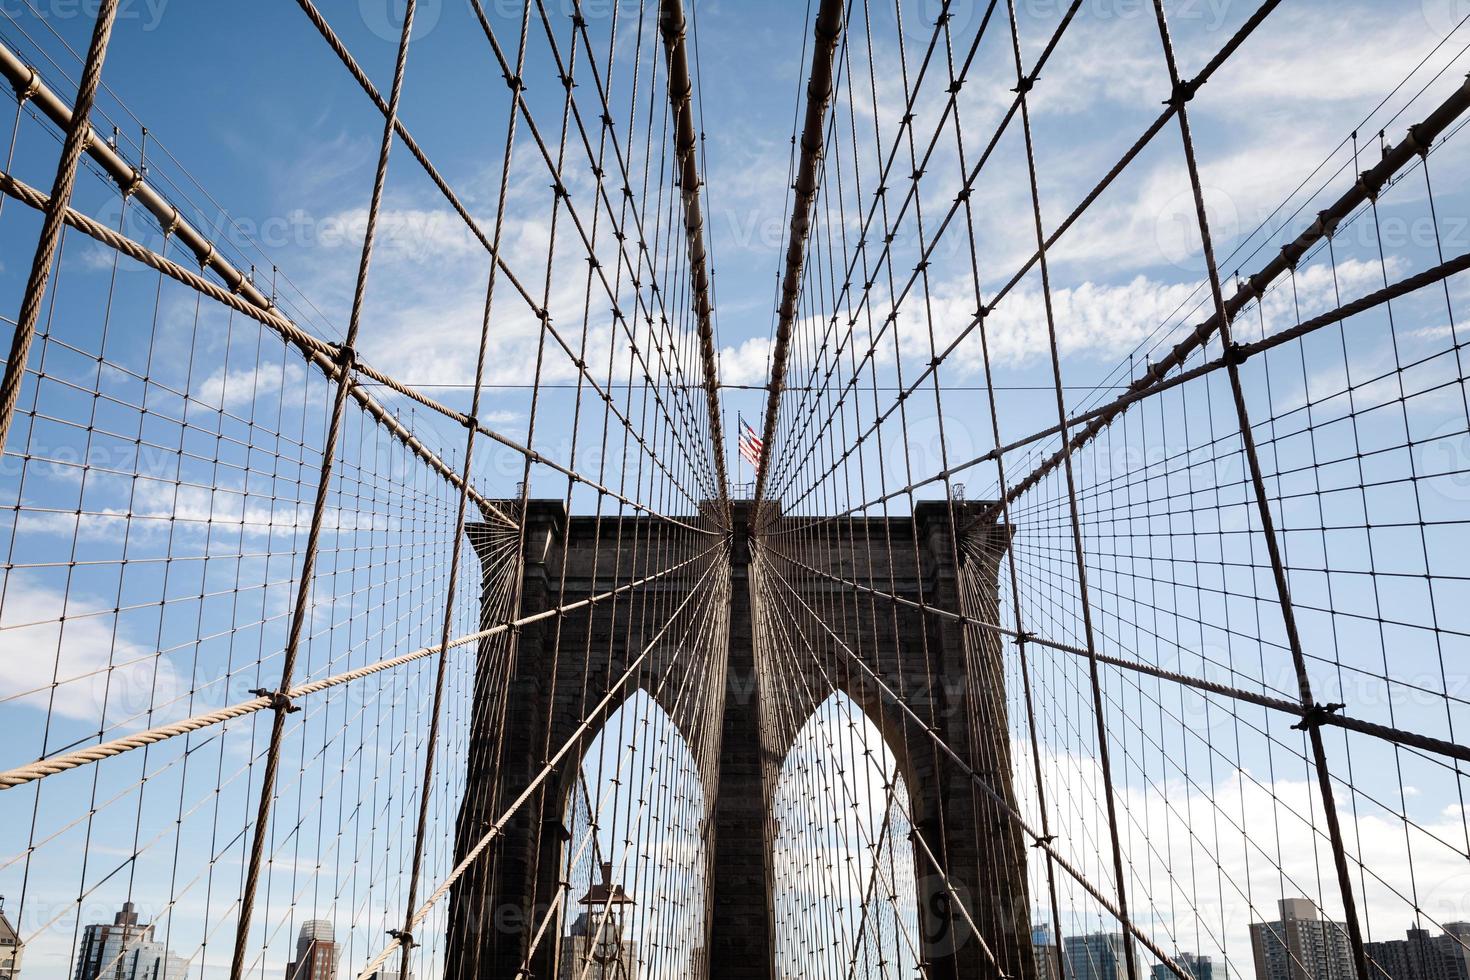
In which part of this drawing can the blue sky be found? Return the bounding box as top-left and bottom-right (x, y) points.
(2, 1), (1470, 978)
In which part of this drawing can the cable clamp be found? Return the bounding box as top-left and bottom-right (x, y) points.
(1241, 272), (1269, 301)
(16, 66), (40, 103)
(1404, 122), (1431, 158)
(1167, 76), (1199, 108)
(388, 928), (418, 949)
(250, 688), (300, 714)
(332, 343), (357, 370)
(1310, 208), (1341, 241)
(1355, 168), (1385, 203)
(1012, 74), (1036, 96)
(463, 413), (478, 431)
(1224, 342), (1247, 366)
(1032, 834), (1056, 848)
(1279, 240), (1304, 271)
(1292, 702), (1345, 731)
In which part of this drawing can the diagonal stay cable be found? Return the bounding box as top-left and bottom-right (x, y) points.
(0, 0), (118, 449)
(350, 541), (728, 980)
(768, 545), (1470, 766)
(0, 167), (724, 534)
(761, 233), (1470, 540)
(770, 0), (1289, 513)
(294, 0), (711, 509)
(0, 40), (519, 529)
(989, 68), (1470, 523)
(755, 544), (1199, 980)
(0, 536), (726, 790)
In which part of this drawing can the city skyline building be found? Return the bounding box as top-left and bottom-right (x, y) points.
(1034, 923), (1062, 980)
(1365, 923), (1470, 980)
(1251, 898), (1359, 980)
(285, 919), (338, 980)
(72, 903), (186, 980)
(0, 897), (21, 980)
(1153, 953), (1216, 980)
(1065, 932), (1136, 980)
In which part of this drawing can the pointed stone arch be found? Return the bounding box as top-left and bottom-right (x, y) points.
(770, 689), (924, 978)
(558, 688), (710, 980)
(446, 499), (1034, 980)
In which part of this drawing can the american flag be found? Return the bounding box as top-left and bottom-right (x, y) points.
(739, 416), (763, 467)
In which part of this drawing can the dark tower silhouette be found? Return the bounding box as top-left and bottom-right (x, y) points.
(445, 500), (1033, 980)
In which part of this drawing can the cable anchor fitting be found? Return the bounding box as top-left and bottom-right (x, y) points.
(331, 343), (357, 373)
(15, 66), (40, 104)
(250, 688), (300, 714)
(1167, 77), (1199, 108)
(1292, 702), (1345, 731)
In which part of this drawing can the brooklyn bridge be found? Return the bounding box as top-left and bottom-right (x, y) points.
(0, 1), (1468, 979)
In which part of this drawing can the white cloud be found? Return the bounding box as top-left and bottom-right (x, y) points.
(718, 335), (773, 386)
(193, 361), (306, 412)
(0, 580), (185, 727)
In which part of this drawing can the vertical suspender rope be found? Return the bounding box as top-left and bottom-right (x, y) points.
(228, 5), (419, 979)
(1146, 4), (1371, 978)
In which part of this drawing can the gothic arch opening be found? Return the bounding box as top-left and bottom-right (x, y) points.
(771, 691), (921, 979)
(559, 688), (709, 980)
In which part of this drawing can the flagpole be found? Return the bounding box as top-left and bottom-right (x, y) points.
(738, 411), (746, 497)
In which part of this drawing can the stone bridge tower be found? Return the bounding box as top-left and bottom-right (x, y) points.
(445, 500), (1033, 980)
